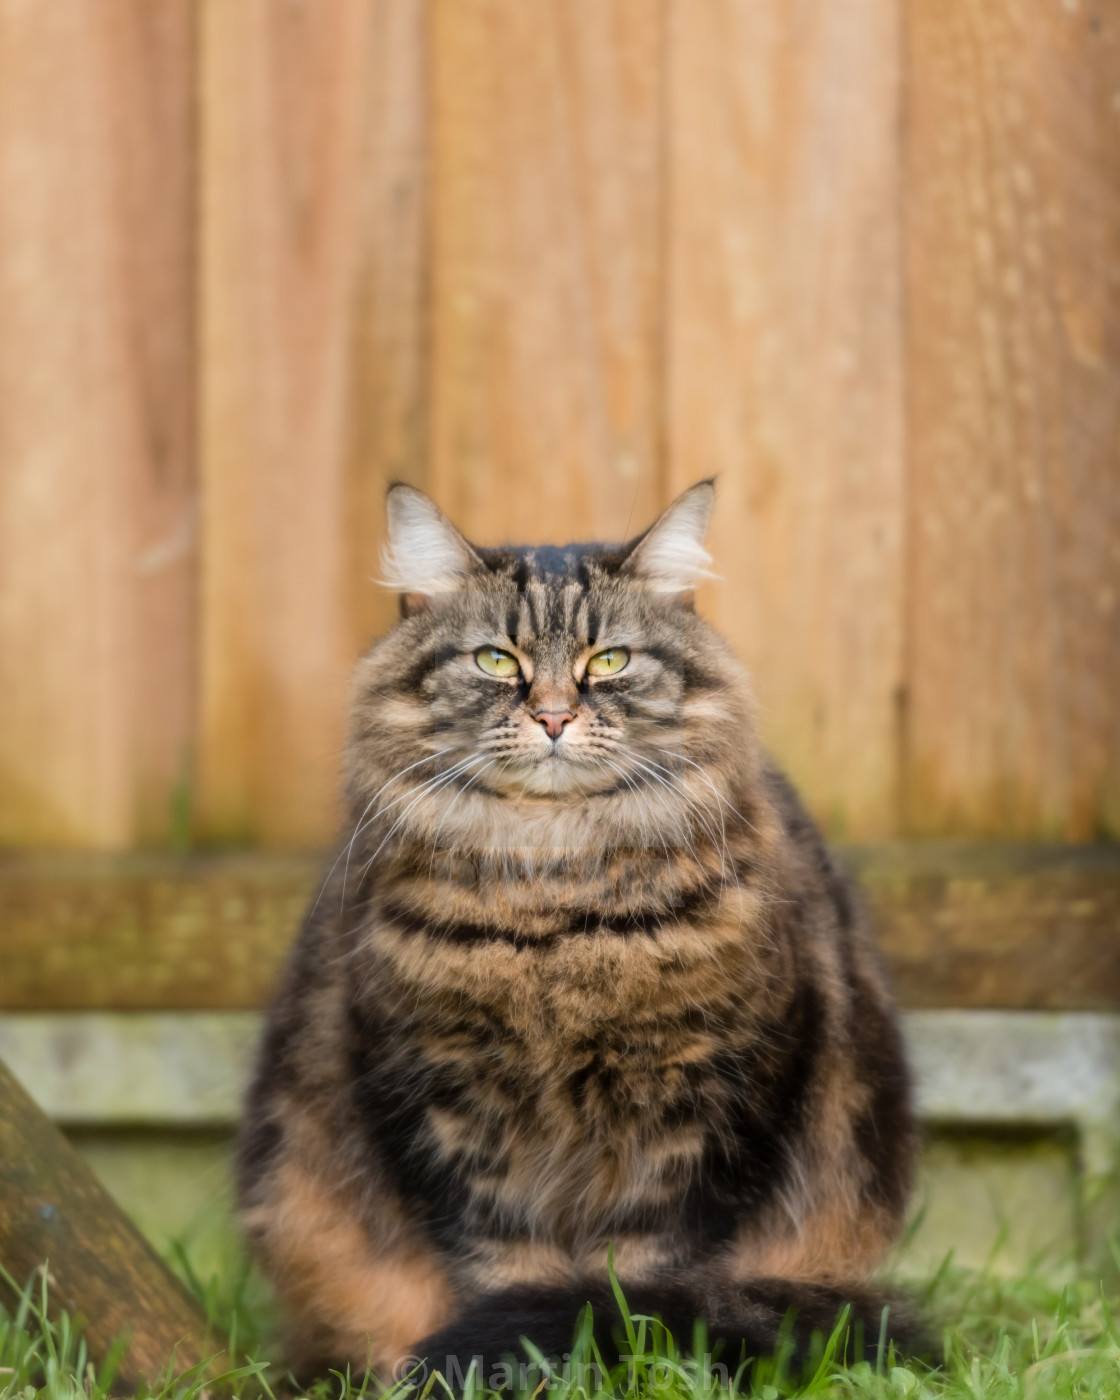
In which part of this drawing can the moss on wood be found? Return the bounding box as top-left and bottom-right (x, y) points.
(1, 846), (1118, 1011)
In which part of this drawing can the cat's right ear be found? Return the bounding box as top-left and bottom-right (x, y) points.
(381, 484), (483, 617)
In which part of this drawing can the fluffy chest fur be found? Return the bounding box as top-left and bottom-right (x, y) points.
(354, 940), (739, 1245)
(405, 992), (715, 1242)
(346, 839), (802, 1251)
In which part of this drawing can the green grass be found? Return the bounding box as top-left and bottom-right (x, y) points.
(2, 1248), (1119, 1400)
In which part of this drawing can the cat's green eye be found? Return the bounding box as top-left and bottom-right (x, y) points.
(476, 647), (520, 678)
(586, 647), (630, 677)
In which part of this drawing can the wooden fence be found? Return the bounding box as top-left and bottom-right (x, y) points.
(2, 0), (1118, 852)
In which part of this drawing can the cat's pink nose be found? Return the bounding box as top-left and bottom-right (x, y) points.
(533, 709), (575, 740)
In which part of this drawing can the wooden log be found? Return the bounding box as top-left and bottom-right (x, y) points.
(0, 1056), (223, 1385)
(0, 846), (1117, 1013)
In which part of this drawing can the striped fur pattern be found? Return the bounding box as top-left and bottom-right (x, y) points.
(237, 482), (916, 1377)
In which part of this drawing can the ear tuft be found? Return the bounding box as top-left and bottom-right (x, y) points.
(622, 480), (716, 593)
(380, 485), (479, 598)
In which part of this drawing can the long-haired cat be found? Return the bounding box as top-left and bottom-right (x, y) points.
(237, 481), (917, 1378)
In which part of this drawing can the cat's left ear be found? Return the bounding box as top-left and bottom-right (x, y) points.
(381, 484), (484, 615)
(621, 480), (716, 598)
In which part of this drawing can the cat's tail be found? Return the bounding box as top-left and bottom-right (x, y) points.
(409, 1276), (927, 1385)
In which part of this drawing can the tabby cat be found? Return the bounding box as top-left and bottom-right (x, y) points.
(237, 481), (918, 1379)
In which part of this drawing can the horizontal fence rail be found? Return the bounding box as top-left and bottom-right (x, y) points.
(2, 845), (1118, 1013)
(2, 1010), (1116, 1138)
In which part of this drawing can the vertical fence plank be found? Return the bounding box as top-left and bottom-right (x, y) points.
(343, 2), (431, 655)
(904, 0), (1120, 838)
(198, 0), (427, 845)
(665, 0), (906, 838)
(428, 0), (663, 546)
(0, 1), (195, 848)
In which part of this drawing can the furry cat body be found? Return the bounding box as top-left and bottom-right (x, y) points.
(237, 483), (916, 1375)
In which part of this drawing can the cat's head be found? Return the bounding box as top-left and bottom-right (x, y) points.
(347, 482), (753, 842)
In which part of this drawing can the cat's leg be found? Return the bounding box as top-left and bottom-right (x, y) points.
(242, 1153), (456, 1377)
(726, 1014), (912, 1286)
(727, 1195), (899, 1284)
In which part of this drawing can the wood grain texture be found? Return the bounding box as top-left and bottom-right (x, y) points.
(665, 0), (906, 841)
(0, 852), (320, 1012)
(3, 1), (1120, 855)
(904, 0), (1120, 838)
(428, 0), (664, 546)
(847, 844), (1120, 1013)
(344, 0), (431, 653)
(3, 848), (1116, 1013)
(0, 1056), (222, 1383)
(198, 0), (427, 844)
(0, 1), (195, 848)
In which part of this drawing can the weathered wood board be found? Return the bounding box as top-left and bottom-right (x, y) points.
(3, 1009), (1116, 1136)
(197, 0), (426, 845)
(903, 0), (1120, 839)
(849, 844), (1120, 1011)
(0, 1057), (221, 1384)
(664, 0), (906, 840)
(0, 1), (196, 848)
(1, 847), (1116, 1012)
(1, 0), (1118, 849)
(0, 852), (321, 1011)
(428, 0), (664, 545)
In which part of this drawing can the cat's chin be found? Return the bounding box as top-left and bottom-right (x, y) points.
(485, 752), (619, 800)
